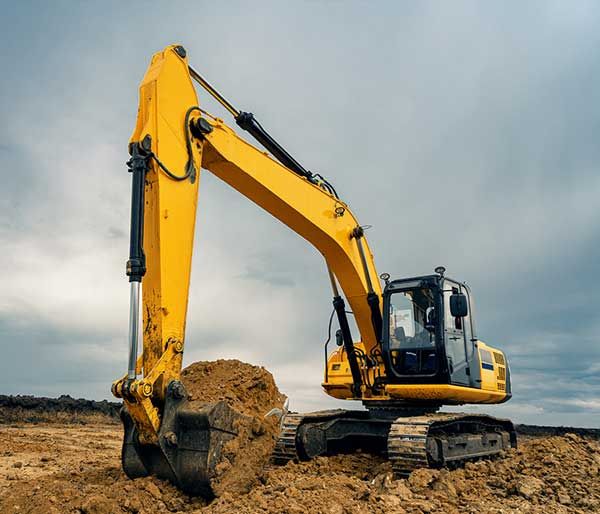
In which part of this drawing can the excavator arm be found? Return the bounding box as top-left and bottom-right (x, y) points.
(111, 44), (384, 477)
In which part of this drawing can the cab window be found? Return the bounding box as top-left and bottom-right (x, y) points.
(389, 288), (436, 348)
(388, 288), (437, 376)
(444, 285), (467, 367)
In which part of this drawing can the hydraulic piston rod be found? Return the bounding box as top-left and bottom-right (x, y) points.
(327, 266), (363, 397)
(351, 226), (383, 344)
(127, 282), (140, 379)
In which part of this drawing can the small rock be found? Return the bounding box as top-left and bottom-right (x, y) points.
(80, 494), (115, 514)
(326, 503), (344, 514)
(432, 477), (457, 497)
(408, 469), (439, 489)
(516, 476), (544, 499)
(371, 471), (394, 492)
(123, 497), (142, 513)
(12, 462), (23, 469)
(378, 494), (405, 510)
(145, 481), (162, 499)
(393, 480), (414, 501)
(558, 493), (571, 505)
(413, 500), (434, 513)
(251, 419), (265, 436)
(298, 480), (322, 491)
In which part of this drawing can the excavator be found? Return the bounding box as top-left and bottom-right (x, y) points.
(111, 45), (516, 497)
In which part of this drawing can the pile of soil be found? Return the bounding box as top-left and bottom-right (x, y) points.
(181, 360), (287, 497)
(0, 394), (120, 425)
(181, 360), (286, 419)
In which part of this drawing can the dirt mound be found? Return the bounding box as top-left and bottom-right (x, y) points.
(181, 359), (286, 418)
(0, 394), (120, 425)
(181, 359), (287, 497)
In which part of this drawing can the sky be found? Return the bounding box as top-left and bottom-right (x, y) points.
(0, 1), (599, 427)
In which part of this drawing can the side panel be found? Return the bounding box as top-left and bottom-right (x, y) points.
(477, 342), (510, 397)
(385, 383), (508, 404)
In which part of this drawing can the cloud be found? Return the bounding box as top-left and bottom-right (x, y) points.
(0, 2), (599, 427)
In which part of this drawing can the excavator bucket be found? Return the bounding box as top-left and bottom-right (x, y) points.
(120, 382), (242, 498)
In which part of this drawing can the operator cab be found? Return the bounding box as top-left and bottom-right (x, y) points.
(381, 267), (477, 386)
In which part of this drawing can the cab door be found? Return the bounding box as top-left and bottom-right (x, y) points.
(443, 281), (470, 386)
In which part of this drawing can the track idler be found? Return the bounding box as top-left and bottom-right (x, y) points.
(120, 381), (242, 498)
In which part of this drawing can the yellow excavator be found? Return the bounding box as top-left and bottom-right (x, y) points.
(112, 45), (516, 497)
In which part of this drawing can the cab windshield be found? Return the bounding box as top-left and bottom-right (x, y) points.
(388, 288), (436, 349)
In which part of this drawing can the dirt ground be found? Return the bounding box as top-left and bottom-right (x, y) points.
(1, 360), (599, 514)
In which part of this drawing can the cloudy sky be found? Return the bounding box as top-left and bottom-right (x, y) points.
(1, 1), (599, 427)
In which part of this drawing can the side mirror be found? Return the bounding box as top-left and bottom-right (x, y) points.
(335, 329), (343, 347)
(450, 293), (468, 317)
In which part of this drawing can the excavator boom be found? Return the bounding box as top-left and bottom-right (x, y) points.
(112, 44), (384, 494)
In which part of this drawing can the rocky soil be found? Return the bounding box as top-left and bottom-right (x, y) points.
(0, 360), (599, 513)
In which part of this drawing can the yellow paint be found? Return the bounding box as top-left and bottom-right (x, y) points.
(477, 341), (508, 395)
(385, 384), (507, 404)
(322, 341), (510, 404)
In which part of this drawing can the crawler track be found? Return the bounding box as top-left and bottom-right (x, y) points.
(272, 413), (304, 464)
(273, 410), (517, 476)
(387, 413), (516, 476)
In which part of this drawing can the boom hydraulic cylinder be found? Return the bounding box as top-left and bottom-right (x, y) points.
(125, 140), (150, 380)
